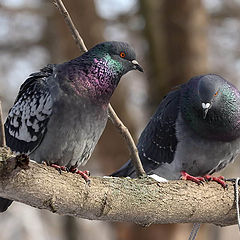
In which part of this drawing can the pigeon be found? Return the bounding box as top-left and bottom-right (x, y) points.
(112, 74), (240, 185)
(0, 41), (143, 212)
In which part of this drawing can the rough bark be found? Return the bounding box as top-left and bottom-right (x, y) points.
(0, 147), (238, 227)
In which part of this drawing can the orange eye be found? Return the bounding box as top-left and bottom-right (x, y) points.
(214, 90), (219, 96)
(120, 52), (126, 58)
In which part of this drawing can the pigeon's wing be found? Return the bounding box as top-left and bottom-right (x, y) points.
(0, 198), (12, 212)
(111, 89), (181, 177)
(5, 65), (55, 154)
(138, 89), (180, 167)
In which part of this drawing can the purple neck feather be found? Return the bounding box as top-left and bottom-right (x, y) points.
(59, 57), (122, 106)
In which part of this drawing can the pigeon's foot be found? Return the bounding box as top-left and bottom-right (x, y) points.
(181, 171), (227, 188)
(50, 164), (68, 173)
(49, 163), (90, 183)
(181, 171), (204, 185)
(69, 167), (91, 183)
(203, 175), (227, 188)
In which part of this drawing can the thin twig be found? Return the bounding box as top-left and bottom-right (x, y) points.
(188, 223), (201, 240)
(0, 101), (6, 147)
(54, 0), (87, 54)
(235, 178), (240, 231)
(108, 105), (145, 176)
(53, 0), (146, 177)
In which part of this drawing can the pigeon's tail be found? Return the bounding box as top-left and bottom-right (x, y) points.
(0, 197), (12, 212)
(111, 160), (136, 177)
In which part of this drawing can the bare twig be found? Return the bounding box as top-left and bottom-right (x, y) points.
(108, 105), (145, 176)
(0, 101), (6, 147)
(53, 0), (146, 177)
(235, 178), (240, 230)
(0, 154), (238, 227)
(54, 0), (87, 54)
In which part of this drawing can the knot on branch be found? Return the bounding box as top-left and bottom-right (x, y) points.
(15, 154), (30, 170)
(0, 147), (30, 178)
(97, 192), (111, 217)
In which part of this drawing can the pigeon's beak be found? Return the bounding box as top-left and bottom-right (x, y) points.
(132, 60), (144, 72)
(202, 102), (211, 119)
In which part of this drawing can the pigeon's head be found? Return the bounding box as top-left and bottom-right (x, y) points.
(88, 41), (143, 76)
(197, 74), (223, 119)
(69, 41), (143, 104)
(181, 74), (240, 141)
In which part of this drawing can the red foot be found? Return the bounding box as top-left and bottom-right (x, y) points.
(181, 171), (204, 185)
(181, 171), (227, 188)
(51, 164), (68, 172)
(203, 175), (227, 188)
(69, 167), (91, 183)
(50, 164), (91, 183)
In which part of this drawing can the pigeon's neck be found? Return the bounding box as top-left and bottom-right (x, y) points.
(59, 55), (123, 105)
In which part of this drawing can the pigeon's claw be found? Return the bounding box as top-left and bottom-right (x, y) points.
(181, 171), (205, 185)
(203, 175), (227, 188)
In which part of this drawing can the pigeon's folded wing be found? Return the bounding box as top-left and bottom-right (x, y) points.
(5, 65), (54, 154)
(112, 88), (181, 177)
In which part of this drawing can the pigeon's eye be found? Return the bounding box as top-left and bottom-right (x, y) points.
(214, 90), (219, 96)
(120, 52), (126, 58)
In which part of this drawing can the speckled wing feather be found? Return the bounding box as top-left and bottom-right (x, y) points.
(5, 65), (54, 154)
(112, 89), (180, 177)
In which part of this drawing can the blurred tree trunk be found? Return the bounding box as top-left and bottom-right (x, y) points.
(114, 0), (208, 240)
(141, 0), (207, 109)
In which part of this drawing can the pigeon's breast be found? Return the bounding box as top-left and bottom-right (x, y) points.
(30, 94), (108, 167)
(174, 112), (240, 176)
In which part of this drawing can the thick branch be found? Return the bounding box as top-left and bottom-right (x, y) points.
(0, 148), (237, 227)
(53, 0), (145, 177)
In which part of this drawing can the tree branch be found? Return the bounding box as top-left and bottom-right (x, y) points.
(107, 105), (146, 176)
(53, 0), (145, 177)
(0, 148), (237, 227)
(54, 0), (87, 54)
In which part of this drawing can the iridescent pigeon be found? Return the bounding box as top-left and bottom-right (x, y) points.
(1, 41), (143, 212)
(112, 74), (240, 185)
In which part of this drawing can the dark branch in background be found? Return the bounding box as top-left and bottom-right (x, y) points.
(0, 101), (6, 147)
(54, 0), (146, 177)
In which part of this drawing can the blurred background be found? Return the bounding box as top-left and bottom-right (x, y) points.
(0, 0), (240, 239)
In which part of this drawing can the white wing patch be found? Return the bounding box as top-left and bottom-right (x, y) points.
(5, 64), (55, 155)
(7, 90), (52, 143)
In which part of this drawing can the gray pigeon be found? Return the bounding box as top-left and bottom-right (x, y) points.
(112, 74), (240, 185)
(1, 41), (143, 212)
